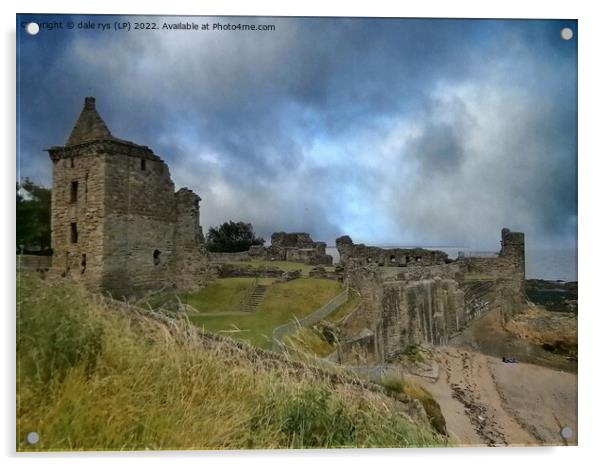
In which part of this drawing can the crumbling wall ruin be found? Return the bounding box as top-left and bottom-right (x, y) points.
(267, 232), (333, 265)
(336, 235), (449, 267)
(210, 232), (333, 265)
(338, 228), (527, 362)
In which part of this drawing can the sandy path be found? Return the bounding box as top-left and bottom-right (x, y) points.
(407, 346), (576, 447)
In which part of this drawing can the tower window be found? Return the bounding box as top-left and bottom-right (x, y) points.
(70, 223), (78, 244)
(70, 157), (74, 168)
(70, 181), (79, 203)
(153, 249), (161, 265)
(141, 159), (146, 170)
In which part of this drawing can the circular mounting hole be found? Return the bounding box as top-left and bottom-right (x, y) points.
(26, 431), (40, 444)
(560, 27), (573, 41)
(560, 425), (573, 439)
(25, 22), (40, 36)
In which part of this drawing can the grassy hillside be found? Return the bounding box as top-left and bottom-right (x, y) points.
(17, 275), (445, 451)
(189, 278), (343, 348)
(280, 289), (361, 357)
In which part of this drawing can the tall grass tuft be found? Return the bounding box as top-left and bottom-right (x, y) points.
(17, 274), (445, 451)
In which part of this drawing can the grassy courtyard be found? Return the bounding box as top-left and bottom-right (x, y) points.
(179, 277), (275, 313)
(186, 277), (343, 348)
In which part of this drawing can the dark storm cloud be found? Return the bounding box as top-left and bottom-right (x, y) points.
(17, 16), (577, 278)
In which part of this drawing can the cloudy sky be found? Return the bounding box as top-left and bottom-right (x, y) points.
(17, 15), (577, 279)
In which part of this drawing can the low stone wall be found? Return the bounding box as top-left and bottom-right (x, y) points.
(216, 263), (287, 278)
(308, 266), (342, 281)
(209, 251), (252, 262)
(17, 254), (52, 274)
(272, 288), (349, 350)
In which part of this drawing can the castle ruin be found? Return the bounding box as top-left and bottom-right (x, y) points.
(43, 97), (528, 362)
(46, 97), (211, 298)
(336, 228), (526, 363)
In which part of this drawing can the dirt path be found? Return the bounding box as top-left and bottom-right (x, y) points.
(407, 346), (576, 447)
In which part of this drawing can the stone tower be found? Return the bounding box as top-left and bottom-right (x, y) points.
(499, 227), (526, 280)
(47, 97), (210, 298)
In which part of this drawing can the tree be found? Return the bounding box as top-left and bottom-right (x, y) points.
(16, 178), (51, 254)
(205, 221), (265, 253)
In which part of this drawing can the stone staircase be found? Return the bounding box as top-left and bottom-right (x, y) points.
(241, 284), (268, 312)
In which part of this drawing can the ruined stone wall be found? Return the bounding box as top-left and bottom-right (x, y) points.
(456, 229), (526, 317)
(249, 245), (268, 259)
(339, 228), (526, 361)
(216, 263), (287, 278)
(336, 235), (448, 267)
(393, 262), (462, 281)
(380, 278), (466, 360)
(172, 188), (212, 291)
(100, 148), (177, 297)
(48, 147), (107, 289)
(268, 232), (333, 265)
(209, 251), (253, 262)
(18, 254), (52, 279)
(271, 232), (314, 252)
(47, 97), (212, 298)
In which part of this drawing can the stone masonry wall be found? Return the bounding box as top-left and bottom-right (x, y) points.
(47, 97), (212, 298)
(339, 228), (526, 361)
(380, 278), (466, 360)
(336, 235), (449, 267)
(172, 188), (212, 292)
(209, 251), (252, 262)
(100, 148), (177, 297)
(268, 232), (333, 265)
(48, 148), (106, 290)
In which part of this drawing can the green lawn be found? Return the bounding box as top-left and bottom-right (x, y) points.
(281, 290), (362, 358)
(188, 278), (343, 348)
(221, 260), (335, 277)
(179, 277), (274, 313)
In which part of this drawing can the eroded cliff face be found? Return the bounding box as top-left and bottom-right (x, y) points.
(379, 279), (465, 360)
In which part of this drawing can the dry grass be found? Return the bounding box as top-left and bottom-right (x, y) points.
(381, 377), (447, 436)
(282, 327), (335, 358)
(17, 274), (445, 451)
